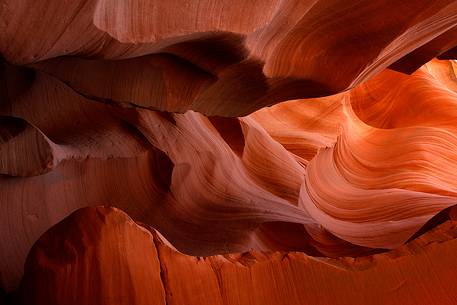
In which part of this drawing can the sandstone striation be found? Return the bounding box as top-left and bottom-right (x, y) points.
(1, 0), (457, 303)
(20, 206), (457, 305)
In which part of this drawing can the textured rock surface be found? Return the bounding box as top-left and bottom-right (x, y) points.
(20, 206), (457, 305)
(2, 1), (457, 115)
(1, 0), (457, 303)
(21, 207), (165, 305)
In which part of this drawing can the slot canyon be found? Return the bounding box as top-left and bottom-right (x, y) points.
(1, 0), (457, 304)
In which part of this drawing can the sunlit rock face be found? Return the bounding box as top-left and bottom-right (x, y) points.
(1, 1), (457, 304)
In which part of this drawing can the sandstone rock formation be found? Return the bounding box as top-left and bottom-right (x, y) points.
(1, 0), (457, 304)
(19, 206), (457, 305)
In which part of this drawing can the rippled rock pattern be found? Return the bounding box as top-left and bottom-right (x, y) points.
(1, 1), (457, 304)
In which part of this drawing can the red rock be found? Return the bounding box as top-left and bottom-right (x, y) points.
(1, 0), (457, 302)
(2, 1), (457, 115)
(21, 207), (165, 305)
(21, 206), (457, 305)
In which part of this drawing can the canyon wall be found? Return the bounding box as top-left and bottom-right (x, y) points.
(1, 0), (457, 304)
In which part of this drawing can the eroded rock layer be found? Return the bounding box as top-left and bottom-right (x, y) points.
(1, 0), (457, 303)
(20, 206), (457, 305)
(2, 0), (457, 116)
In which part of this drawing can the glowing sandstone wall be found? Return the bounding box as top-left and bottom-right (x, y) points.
(1, 1), (457, 304)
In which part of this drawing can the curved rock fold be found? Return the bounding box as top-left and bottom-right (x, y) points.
(1, 1), (457, 304)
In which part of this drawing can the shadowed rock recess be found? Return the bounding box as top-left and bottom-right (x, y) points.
(1, 1), (457, 304)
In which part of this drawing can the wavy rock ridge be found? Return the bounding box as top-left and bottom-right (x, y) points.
(1, 0), (457, 304)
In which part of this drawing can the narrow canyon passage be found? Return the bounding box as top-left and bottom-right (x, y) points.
(1, 1), (457, 304)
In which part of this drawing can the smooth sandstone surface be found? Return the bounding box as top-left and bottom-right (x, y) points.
(1, 0), (457, 303)
(1, 1), (457, 116)
(20, 206), (457, 305)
